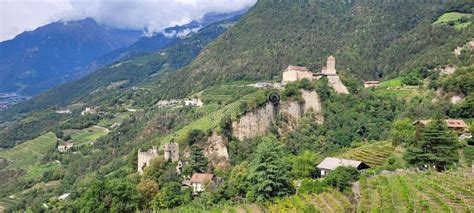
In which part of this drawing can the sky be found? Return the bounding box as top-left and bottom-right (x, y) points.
(0, 0), (256, 42)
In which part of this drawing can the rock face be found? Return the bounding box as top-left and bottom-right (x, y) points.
(202, 131), (230, 169)
(232, 90), (323, 141)
(232, 103), (276, 141)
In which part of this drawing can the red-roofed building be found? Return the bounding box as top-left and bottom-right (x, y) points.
(190, 173), (214, 194)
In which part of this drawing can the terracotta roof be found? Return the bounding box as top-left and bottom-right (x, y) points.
(286, 65), (309, 72)
(416, 119), (467, 128)
(190, 173), (214, 183)
(328, 55), (335, 60)
(446, 119), (468, 128)
(317, 157), (365, 170)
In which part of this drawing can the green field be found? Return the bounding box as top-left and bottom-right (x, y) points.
(339, 142), (395, 167)
(358, 171), (474, 212)
(0, 132), (57, 171)
(64, 126), (108, 145)
(434, 12), (472, 29)
(378, 78), (402, 89)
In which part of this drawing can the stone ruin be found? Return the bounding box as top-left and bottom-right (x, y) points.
(137, 147), (159, 174)
(164, 143), (179, 162)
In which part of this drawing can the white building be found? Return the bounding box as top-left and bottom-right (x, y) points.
(184, 99), (204, 107)
(57, 143), (74, 153)
(190, 173), (214, 194)
(317, 157), (369, 177)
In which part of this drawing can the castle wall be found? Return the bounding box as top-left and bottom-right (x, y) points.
(138, 147), (159, 174)
(282, 70), (314, 84)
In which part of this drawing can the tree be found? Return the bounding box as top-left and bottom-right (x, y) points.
(189, 145), (208, 173)
(323, 166), (359, 191)
(286, 151), (319, 179)
(137, 179), (159, 205)
(143, 157), (167, 181)
(390, 118), (415, 146)
(245, 136), (292, 202)
(186, 129), (207, 146)
(104, 178), (141, 212)
(151, 182), (182, 209)
(404, 118), (459, 171)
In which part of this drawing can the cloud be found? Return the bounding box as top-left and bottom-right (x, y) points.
(0, 0), (256, 41)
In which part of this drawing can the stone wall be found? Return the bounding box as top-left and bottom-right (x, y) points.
(137, 147), (159, 174)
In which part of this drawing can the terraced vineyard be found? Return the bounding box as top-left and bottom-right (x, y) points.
(0, 132), (57, 170)
(358, 171), (474, 212)
(159, 90), (267, 144)
(339, 141), (395, 167)
(265, 189), (353, 212)
(0, 196), (19, 212)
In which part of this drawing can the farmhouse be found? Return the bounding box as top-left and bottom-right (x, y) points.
(189, 173), (214, 194)
(414, 119), (468, 135)
(184, 99), (204, 107)
(57, 143), (74, 153)
(137, 147), (159, 174)
(364, 81), (380, 88)
(81, 107), (97, 116)
(317, 157), (370, 177)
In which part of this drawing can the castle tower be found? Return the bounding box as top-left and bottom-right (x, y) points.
(137, 146), (159, 174)
(164, 143), (179, 162)
(324, 55), (337, 75)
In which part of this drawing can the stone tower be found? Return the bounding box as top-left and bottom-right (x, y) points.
(164, 143), (179, 162)
(324, 55), (337, 75)
(137, 147), (159, 174)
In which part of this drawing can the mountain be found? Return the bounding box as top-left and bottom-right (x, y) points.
(147, 0), (473, 99)
(74, 8), (250, 79)
(1, 13), (244, 120)
(0, 18), (142, 95)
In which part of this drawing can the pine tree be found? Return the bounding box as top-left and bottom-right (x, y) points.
(189, 144), (208, 173)
(246, 136), (292, 202)
(404, 118), (459, 171)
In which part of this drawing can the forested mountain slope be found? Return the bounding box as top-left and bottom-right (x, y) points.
(149, 0), (473, 99)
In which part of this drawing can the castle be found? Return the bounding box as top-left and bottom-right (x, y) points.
(137, 147), (159, 174)
(281, 56), (349, 94)
(164, 143), (179, 162)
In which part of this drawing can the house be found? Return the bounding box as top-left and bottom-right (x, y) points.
(184, 99), (204, 107)
(414, 119), (468, 135)
(190, 173), (214, 194)
(364, 81), (380, 88)
(57, 143), (74, 153)
(317, 157), (370, 177)
(58, 193), (70, 201)
(81, 107), (97, 116)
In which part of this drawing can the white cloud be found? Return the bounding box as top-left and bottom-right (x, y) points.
(0, 0), (256, 42)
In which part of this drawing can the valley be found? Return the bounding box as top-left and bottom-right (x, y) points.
(0, 0), (473, 212)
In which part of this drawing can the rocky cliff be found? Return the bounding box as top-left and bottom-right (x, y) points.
(232, 89), (323, 141)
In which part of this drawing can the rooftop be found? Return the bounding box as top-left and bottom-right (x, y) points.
(286, 65), (309, 72)
(416, 119), (467, 128)
(317, 157), (364, 170)
(190, 173), (214, 183)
